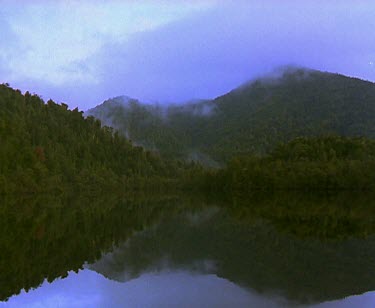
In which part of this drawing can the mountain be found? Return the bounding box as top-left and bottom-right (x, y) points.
(87, 67), (375, 163)
(86, 96), (217, 164)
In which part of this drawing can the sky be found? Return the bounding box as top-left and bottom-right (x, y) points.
(0, 0), (375, 110)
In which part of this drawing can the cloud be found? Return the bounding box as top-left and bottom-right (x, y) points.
(1, 1), (375, 109)
(0, 15), (18, 79)
(0, 1), (214, 88)
(86, 1), (375, 107)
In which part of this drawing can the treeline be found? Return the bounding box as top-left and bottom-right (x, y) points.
(203, 136), (375, 192)
(0, 84), (187, 194)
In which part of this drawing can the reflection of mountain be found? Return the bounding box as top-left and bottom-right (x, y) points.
(89, 195), (375, 305)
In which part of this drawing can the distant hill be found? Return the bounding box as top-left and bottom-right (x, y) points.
(86, 96), (217, 164)
(86, 67), (375, 163)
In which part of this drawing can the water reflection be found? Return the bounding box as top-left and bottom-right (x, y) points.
(1, 269), (287, 308)
(1, 192), (375, 307)
(89, 197), (375, 305)
(0, 193), (184, 302)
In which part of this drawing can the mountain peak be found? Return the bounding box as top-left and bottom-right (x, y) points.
(88, 68), (375, 162)
(105, 95), (137, 106)
(232, 66), (320, 94)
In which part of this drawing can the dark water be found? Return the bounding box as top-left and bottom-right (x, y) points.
(1, 192), (375, 307)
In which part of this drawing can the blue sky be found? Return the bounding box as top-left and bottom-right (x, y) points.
(0, 1), (375, 110)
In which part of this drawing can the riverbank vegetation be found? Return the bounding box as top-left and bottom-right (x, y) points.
(204, 136), (375, 192)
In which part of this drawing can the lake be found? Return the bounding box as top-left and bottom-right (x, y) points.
(1, 192), (375, 307)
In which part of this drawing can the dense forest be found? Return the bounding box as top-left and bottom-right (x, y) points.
(0, 83), (189, 194)
(87, 68), (375, 163)
(205, 136), (375, 192)
(3, 68), (375, 194)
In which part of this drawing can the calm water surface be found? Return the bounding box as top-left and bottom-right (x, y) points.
(1, 193), (375, 307)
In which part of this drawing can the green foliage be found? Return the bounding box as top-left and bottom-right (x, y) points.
(4, 68), (375, 193)
(0, 85), (185, 193)
(208, 136), (375, 192)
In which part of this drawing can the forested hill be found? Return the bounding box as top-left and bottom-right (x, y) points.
(0, 84), (180, 194)
(87, 68), (375, 163)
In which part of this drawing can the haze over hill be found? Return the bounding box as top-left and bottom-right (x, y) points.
(87, 68), (375, 163)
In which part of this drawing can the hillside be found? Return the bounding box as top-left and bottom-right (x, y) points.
(86, 96), (215, 164)
(87, 68), (375, 163)
(0, 84), (181, 194)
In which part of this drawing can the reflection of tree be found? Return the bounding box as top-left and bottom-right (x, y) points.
(227, 192), (375, 239)
(0, 193), (184, 301)
(90, 193), (375, 305)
